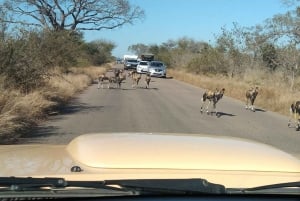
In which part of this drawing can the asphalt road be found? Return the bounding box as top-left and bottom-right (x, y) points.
(17, 65), (300, 159)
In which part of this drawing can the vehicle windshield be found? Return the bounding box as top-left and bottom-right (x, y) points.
(139, 61), (149, 65)
(150, 62), (164, 67)
(0, 0), (299, 198)
(127, 59), (138, 63)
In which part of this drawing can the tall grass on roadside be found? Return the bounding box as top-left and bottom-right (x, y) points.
(70, 64), (112, 80)
(0, 90), (55, 139)
(0, 66), (107, 142)
(168, 69), (300, 116)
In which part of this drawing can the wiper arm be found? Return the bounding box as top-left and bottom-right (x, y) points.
(0, 177), (130, 192)
(0, 177), (67, 190)
(104, 178), (226, 194)
(0, 177), (135, 198)
(0, 177), (226, 195)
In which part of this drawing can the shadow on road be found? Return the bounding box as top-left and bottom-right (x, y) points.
(55, 101), (104, 116)
(6, 102), (105, 144)
(13, 125), (61, 144)
(120, 87), (159, 90)
(200, 111), (236, 118)
(139, 87), (159, 90)
(165, 76), (173, 79)
(255, 108), (266, 112)
(216, 112), (236, 118)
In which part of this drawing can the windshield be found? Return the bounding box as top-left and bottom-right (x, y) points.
(150, 62), (164, 67)
(0, 0), (299, 198)
(127, 59), (138, 63)
(139, 61), (149, 65)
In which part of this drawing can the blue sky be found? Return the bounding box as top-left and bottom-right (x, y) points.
(84, 0), (291, 58)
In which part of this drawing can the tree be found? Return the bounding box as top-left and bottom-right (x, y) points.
(0, 29), (86, 92)
(0, 9), (8, 41)
(128, 43), (149, 55)
(1, 0), (145, 31)
(84, 40), (116, 65)
(277, 44), (300, 90)
(260, 43), (279, 71)
(215, 25), (247, 77)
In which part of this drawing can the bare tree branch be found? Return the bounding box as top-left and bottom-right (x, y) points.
(1, 0), (145, 31)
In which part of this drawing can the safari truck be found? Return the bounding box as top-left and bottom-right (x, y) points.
(140, 53), (154, 61)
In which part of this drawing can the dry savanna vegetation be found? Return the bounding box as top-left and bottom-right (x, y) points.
(0, 66), (108, 141)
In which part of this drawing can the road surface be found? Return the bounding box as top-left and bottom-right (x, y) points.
(17, 65), (300, 159)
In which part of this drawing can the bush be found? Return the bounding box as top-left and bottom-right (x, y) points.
(0, 30), (85, 93)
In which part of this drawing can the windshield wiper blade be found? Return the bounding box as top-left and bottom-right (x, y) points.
(0, 177), (226, 195)
(228, 181), (300, 194)
(244, 181), (300, 192)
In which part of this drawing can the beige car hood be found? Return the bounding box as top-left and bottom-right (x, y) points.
(0, 133), (299, 188)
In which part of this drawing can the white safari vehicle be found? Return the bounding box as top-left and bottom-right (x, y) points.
(0, 133), (299, 200)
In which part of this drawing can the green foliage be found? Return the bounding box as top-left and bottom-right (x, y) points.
(128, 43), (149, 55)
(260, 43), (279, 71)
(41, 30), (84, 68)
(186, 47), (228, 75)
(0, 29), (92, 93)
(83, 40), (116, 65)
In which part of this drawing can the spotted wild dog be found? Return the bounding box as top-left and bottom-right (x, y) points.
(288, 101), (300, 131)
(245, 87), (259, 112)
(97, 73), (110, 89)
(145, 73), (151, 89)
(200, 88), (225, 115)
(127, 70), (136, 79)
(115, 70), (126, 88)
(131, 71), (141, 88)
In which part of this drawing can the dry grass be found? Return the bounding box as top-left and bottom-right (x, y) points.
(69, 64), (111, 80)
(168, 69), (300, 116)
(0, 90), (55, 138)
(0, 66), (107, 141)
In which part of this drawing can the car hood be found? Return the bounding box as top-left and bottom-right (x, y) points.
(0, 133), (299, 188)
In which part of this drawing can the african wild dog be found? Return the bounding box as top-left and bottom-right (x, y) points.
(129, 70), (141, 88)
(115, 70), (126, 88)
(288, 101), (300, 131)
(145, 73), (151, 89)
(98, 69), (125, 89)
(245, 87), (259, 112)
(127, 70), (135, 78)
(97, 73), (110, 89)
(200, 88), (225, 115)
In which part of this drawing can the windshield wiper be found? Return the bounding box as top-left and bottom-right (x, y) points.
(2, 177), (298, 197)
(228, 181), (300, 194)
(0, 177), (225, 195)
(0, 177), (135, 198)
(104, 178), (226, 194)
